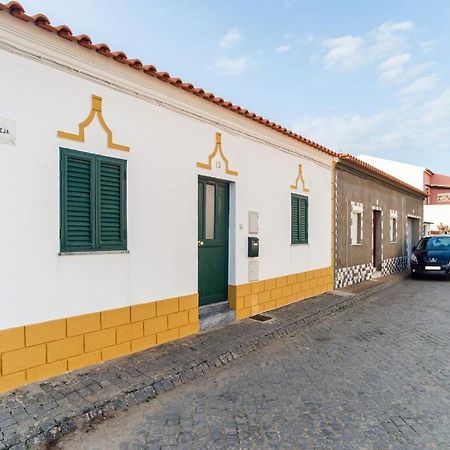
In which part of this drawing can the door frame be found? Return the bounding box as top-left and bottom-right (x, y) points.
(197, 175), (231, 307)
(406, 215), (420, 262)
(372, 208), (382, 271)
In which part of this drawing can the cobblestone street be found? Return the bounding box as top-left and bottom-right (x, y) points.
(58, 277), (450, 449)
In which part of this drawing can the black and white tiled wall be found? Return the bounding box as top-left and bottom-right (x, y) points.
(336, 256), (408, 289)
(381, 256), (408, 276)
(335, 263), (374, 289)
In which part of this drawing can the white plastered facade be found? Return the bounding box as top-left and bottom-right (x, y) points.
(0, 14), (334, 330)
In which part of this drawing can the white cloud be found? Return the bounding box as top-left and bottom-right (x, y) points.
(377, 53), (411, 81)
(421, 88), (450, 124)
(404, 62), (434, 81)
(291, 85), (450, 167)
(293, 114), (383, 151)
(323, 35), (366, 71)
(276, 44), (290, 53)
(420, 40), (437, 54)
(370, 21), (413, 59)
(376, 20), (414, 33)
(301, 33), (315, 44)
(311, 20), (447, 168)
(213, 56), (250, 75)
(398, 74), (439, 97)
(323, 20), (415, 73)
(220, 28), (241, 48)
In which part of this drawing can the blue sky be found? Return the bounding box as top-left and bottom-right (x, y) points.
(22, 0), (450, 172)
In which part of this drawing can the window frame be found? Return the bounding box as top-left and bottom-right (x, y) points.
(291, 193), (309, 245)
(60, 147), (127, 253)
(390, 217), (397, 243)
(356, 212), (363, 244)
(350, 202), (364, 246)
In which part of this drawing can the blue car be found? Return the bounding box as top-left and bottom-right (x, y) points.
(411, 235), (450, 278)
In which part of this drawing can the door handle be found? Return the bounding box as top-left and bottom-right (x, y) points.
(198, 240), (204, 247)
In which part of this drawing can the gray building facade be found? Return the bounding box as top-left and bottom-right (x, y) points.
(335, 156), (426, 288)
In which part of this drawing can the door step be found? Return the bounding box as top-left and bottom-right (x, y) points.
(199, 301), (236, 332)
(372, 270), (382, 279)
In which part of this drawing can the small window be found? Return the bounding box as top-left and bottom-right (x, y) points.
(351, 210), (363, 245)
(356, 213), (363, 244)
(60, 148), (127, 252)
(291, 194), (308, 244)
(390, 218), (397, 242)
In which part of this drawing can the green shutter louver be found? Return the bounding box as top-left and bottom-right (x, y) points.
(98, 158), (126, 249)
(299, 196), (308, 243)
(291, 195), (300, 244)
(291, 194), (308, 244)
(61, 151), (95, 251)
(60, 148), (127, 252)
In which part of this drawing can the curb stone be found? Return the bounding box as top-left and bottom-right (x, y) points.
(0, 275), (406, 449)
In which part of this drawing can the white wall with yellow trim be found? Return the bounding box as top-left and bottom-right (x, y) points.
(0, 12), (334, 331)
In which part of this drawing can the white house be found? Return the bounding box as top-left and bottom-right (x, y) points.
(0, 3), (335, 392)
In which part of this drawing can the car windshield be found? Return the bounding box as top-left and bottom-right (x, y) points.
(419, 236), (450, 250)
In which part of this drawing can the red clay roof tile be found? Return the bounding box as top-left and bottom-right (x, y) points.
(55, 24), (73, 39)
(3, 1), (412, 163)
(110, 50), (128, 62)
(94, 43), (111, 55)
(75, 34), (93, 48)
(6, 1), (24, 14)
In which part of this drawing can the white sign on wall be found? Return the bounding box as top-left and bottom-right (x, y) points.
(0, 117), (16, 145)
(437, 193), (450, 202)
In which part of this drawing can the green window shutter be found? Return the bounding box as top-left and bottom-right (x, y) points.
(60, 148), (127, 253)
(98, 157), (127, 250)
(291, 194), (308, 244)
(291, 194), (300, 244)
(299, 196), (308, 243)
(60, 148), (96, 251)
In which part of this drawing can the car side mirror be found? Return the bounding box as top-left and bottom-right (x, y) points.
(412, 246), (417, 251)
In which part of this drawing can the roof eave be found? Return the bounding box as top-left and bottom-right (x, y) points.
(0, 1), (338, 159)
(338, 155), (428, 198)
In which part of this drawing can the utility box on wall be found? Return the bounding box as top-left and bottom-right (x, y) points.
(248, 237), (259, 258)
(248, 260), (259, 281)
(248, 211), (259, 234)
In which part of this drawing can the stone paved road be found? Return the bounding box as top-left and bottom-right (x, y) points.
(57, 277), (450, 449)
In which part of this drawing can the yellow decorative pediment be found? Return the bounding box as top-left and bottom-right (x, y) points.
(197, 132), (238, 176)
(290, 164), (309, 192)
(57, 95), (129, 152)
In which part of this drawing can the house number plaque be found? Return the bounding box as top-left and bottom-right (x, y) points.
(0, 117), (16, 145)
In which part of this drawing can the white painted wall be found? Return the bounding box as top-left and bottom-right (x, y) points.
(358, 155), (425, 190)
(0, 15), (333, 329)
(424, 205), (450, 231)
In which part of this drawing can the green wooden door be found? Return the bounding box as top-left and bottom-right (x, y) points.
(198, 178), (229, 306)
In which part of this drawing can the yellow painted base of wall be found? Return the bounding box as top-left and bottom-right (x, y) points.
(0, 294), (199, 394)
(0, 267), (334, 394)
(229, 267), (334, 319)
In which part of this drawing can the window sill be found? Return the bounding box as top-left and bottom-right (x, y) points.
(351, 243), (363, 246)
(59, 250), (129, 256)
(291, 243), (309, 246)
